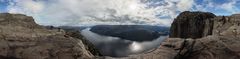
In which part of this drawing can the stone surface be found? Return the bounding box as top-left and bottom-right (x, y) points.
(212, 15), (240, 36)
(169, 11), (216, 39)
(168, 12), (240, 59)
(0, 13), (96, 59)
(65, 30), (102, 56)
(174, 36), (240, 59)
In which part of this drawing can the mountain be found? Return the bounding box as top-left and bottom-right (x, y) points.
(90, 25), (170, 42)
(0, 13), (100, 59)
(57, 26), (90, 31)
(169, 11), (216, 39)
(167, 11), (240, 59)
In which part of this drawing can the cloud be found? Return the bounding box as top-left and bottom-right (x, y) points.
(220, 0), (238, 13)
(177, 0), (194, 11)
(7, 0), (44, 14)
(7, 0), (194, 26)
(194, 0), (240, 15)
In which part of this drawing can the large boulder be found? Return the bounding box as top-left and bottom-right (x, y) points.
(168, 12), (240, 59)
(0, 13), (97, 59)
(169, 11), (216, 39)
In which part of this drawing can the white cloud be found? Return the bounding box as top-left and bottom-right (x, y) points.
(6, 0), (198, 26)
(195, 0), (240, 14)
(7, 0), (44, 13)
(220, 0), (238, 13)
(177, 0), (194, 11)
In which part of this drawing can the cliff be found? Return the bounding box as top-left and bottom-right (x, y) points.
(169, 11), (216, 39)
(168, 11), (240, 59)
(0, 13), (98, 59)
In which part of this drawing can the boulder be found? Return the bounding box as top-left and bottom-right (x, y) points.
(169, 12), (240, 59)
(169, 11), (216, 39)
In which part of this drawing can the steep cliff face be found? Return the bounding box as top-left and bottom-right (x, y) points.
(0, 13), (96, 59)
(168, 12), (240, 59)
(169, 11), (216, 39)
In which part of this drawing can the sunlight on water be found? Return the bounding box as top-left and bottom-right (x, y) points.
(130, 42), (142, 52)
(81, 28), (167, 57)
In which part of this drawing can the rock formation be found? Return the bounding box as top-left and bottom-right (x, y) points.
(170, 11), (216, 39)
(212, 15), (240, 36)
(0, 13), (98, 59)
(168, 12), (240, 59)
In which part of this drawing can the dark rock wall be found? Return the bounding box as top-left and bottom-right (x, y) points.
(168, 11), (240, 59)
(169, 11), (216, 39)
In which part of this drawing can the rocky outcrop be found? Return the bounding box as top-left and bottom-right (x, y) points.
(169, 11), (216, 39)
(212, 15), (240, 36)
(0, 13), (97, 59)
(168, 12), (240, 59)
(173, 36), (240, 59)
(65, 30), (102, 56)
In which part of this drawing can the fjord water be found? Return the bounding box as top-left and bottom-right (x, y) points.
(80, 25), (169, 57)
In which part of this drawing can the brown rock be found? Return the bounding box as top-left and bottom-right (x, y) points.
(168, 12), (240, 59)
(174, 36), (240, 59)
(213, 15), (240, 36)
(0, 13), (96, 59)
(169, 11), (216, 39)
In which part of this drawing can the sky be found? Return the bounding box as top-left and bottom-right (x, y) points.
(0, 0), (240, 26)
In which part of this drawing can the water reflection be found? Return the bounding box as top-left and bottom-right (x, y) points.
(81, 28), (167, 57)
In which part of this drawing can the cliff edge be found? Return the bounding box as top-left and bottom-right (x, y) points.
(0, 13), (97, 59)
(168, 11), (240, 59)
(169, 11), (216, 39)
